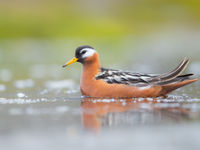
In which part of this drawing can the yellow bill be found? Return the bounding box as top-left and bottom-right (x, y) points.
(62, 57), (78, 68)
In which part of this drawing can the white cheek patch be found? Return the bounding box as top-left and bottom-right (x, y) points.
(81, 48), (96, 58)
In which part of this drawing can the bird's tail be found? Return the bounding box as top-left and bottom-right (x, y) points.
(159, 78), (199, 96)
(152, 57), (199, 96)
(158, 57), (189, 82)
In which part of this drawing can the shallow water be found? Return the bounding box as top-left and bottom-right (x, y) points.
(1, 85), (200, 150)
(0, 36), (200, 150)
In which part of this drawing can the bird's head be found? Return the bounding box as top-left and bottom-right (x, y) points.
(62, 45), (98, 68)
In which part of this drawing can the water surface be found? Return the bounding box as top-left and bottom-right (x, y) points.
(0, 37), (200, 150)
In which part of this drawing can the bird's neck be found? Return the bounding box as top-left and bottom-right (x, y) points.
(81, 54), (101, 81)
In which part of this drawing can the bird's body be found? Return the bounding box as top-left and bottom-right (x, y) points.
(63, 45), (198, 98)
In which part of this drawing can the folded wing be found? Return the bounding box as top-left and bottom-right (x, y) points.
(96, 58), (193, 87)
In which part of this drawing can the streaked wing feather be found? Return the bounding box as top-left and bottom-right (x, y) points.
(96, 68), (158, 86)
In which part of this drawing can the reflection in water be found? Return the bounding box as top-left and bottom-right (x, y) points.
(81, 98), (193, 133)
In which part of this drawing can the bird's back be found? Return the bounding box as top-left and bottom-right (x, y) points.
(95, 58), (198, 97)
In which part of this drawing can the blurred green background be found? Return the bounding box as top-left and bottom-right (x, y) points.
(0, 0), (200, 38)
(0, 0), (200, 78)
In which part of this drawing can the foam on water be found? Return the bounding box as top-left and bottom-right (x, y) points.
(17, 93), (27, 98)
(0, 98), (48, 104)
(91, 99), (117, 103)
(66, 89), (79, 94)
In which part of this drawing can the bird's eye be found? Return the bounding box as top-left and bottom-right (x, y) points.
(81, 50), (86, 54)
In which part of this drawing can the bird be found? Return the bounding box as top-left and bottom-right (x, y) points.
(62, 45), (198, 98)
